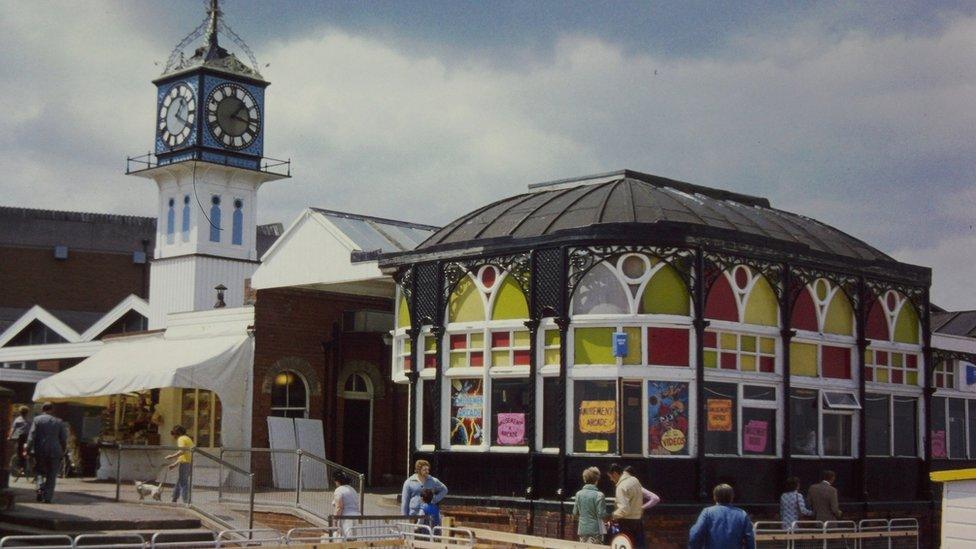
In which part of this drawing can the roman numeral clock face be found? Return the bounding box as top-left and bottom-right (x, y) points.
(158, 84), (196, 148)
(206, 83), (261, 150)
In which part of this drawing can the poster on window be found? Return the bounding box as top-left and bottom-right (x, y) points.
(931, 429), (946, 458)
(647, 381), (689, 455)
(579, 400), (617, 433)
(450, 379), (483, 446)
(707, 399), (733, 431)
(496, 413), (525, 445)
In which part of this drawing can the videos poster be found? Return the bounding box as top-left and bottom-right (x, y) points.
(647, 381), (689, 455)
(450, 379), (483, 446)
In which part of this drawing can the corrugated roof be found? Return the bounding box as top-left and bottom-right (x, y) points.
(413, 170), (894, 263)
(311, 208), (438, 254)
(933, 311), (976, 338)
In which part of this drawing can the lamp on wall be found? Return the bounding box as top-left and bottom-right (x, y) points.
(381, 332), (393, 346)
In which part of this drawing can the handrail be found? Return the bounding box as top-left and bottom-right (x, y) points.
(72, 533), (146, 548)
(149, 529), (217, 548)
(195, 448), (251, 477)
(0, 535), (73, 548)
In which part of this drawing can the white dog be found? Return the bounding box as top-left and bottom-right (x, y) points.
(134, 480), (162, 501)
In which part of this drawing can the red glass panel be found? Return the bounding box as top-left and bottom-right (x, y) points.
(491, 331), (511, 348)
(424, 355), (437, 369)
(703, 331), (717, 348)
(864, 368), (873, 382)
(705, 275), (738, 322)
(759, 356), (775, 373)
(403, 356), (413, 371)
(907, 355), (918, 369)
(470, 352), (484, 367)
(791, 289), (819, 332)
(935, 373), (943, 387)
(876, 351), (888, 365)
(821, 346), (851, 379)
(886, 292), (897, 312)
(720, 353), (737, 370)
(480, 267), (496, 288)
(514, 350), (531, 365)
(450, 334), (467, 350)
(734, 266), (749, 290)
(648, 327), (690, 367)
(865, 300), (889, 341)
(892, 370), (903, 384)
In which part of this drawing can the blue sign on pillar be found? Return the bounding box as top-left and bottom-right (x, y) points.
(966, 363), (976, 386)
(613, 331), (628, 358)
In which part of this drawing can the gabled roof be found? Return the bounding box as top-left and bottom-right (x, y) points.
(0, 305), (84, 347)
(0, 295), (150, 348)
(80, 295), (151, 341)
(309, 208), (438, 258)
(933, 311), (976, 338)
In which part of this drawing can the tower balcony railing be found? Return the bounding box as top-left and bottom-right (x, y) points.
(126, 150), (291, 178)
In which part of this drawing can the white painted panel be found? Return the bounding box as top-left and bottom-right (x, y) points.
(296, 418), (327, 490)
(267, 416), (297, 489)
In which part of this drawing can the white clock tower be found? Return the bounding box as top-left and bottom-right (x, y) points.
(128, 0), (289, 328)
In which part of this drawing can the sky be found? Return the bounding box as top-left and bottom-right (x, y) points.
(0, 1), (974, 308)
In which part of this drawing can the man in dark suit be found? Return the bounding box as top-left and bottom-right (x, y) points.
(26, 402), (68, 503)
(807, 470), (842, 522)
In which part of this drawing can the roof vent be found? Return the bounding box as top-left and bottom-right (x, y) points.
(54, 246), (68, 260)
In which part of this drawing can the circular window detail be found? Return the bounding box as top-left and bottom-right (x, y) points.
(814, 279), (829, 301)
(733, 265), (750, 291)
(479, 266), (497, 289)
(619, 254), (648, 282)
(211, 195), (220, 206)
(885, 291), (898, 312)
(168, 198), (175, 207)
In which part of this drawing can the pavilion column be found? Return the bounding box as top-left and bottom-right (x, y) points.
(405, 327), (420, 475)
(780, 265), (794, 482)
(692, 247), (709, 501)
(556, 246), (571, 537)
(919, 286), (933, 501)
(855, 276), (869, 502)
(523, 316), (540, 529)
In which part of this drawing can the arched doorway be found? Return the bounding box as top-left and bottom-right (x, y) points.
(341, 372), (373, 482)
(270, 370), (309, 418)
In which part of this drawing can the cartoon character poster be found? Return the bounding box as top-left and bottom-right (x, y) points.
(647, 381), (689, 455)
(450, 379), (483, 446)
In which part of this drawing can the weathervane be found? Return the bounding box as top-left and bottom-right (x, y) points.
(162, 0), (262, 77)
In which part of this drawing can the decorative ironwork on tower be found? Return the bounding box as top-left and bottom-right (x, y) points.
(162, 0), (262, 79)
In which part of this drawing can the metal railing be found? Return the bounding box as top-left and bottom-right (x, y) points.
(753, 518), (919, 549)
(125, 151), (291, 177)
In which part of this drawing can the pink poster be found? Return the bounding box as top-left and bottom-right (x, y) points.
(931, 430), (946, 458)
(497, 413), (525, 445)
(743, 420), (768, 453)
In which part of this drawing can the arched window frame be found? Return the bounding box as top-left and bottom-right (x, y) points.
(270, 370), (309, 419)
(567, 253), (696, 459)
(232, 198), (244, 246)
(181, 195), (191, 241)
(166, 198), (176, 244)
(209, 195), (222, 243)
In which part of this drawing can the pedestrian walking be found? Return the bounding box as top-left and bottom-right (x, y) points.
(779, 476), (813, 529)
(807, 470), (842, 521)
(572, 466), (609, 544)
(688, 484), (755, 549)
(608, 463), (646, 548)
(401, 459), (448, 516)
(26, 402), (67, 503)
(332, 470), (361, 538)
(164, 425), (194, 503)
(8, 405), (30, 482)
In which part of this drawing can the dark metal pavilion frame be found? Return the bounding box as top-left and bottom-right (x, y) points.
(379, 170), (934, 513)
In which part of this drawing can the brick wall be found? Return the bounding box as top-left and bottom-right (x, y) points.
(253, 287), (407, 486)
(0, 246), (148, 311)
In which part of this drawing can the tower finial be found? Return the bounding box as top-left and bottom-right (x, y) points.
(204, 0), (221, 55)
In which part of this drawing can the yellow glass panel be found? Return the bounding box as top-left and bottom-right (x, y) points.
(721, 333), (737, 350)
(397, 295), (410, 328)
(513, 331), (531, 347)
(704, 350), (718, 368)
(789, 342), (818, 377)
(492, 351), (511, 367)
(449, 352), (467, 368)
(893, 302), (920, 344)
(623, 327), (642, 365)
(823, 291), (854, 335)
(744, 276), (779, 326)
(544, 330), (561, 347)
(544, 349), (561, 365)
(892, 353), (903, 367)
(424, 338), (436, 352)
(876, 368), (889, 383)
(639, 264), (690, 315)
(470, 332), (484, 348)
(760, 337), (775, 354)
(906, 372), (918, 385)
(448, 276), (485, 323)
(741, 336), (757, 352)
(864, 349), (873, 364)
(574, 327), (615, 365)
(491, 276), (529, 320)
(740, 355), (757, 372)
(403, 339), (412, 353)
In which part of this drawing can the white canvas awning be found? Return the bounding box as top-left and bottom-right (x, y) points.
(33, 329), (253, 447)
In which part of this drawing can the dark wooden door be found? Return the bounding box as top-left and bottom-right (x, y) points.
(342, 399), (372, 482)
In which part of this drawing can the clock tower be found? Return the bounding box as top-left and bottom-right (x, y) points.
(128, 0), (289, 328)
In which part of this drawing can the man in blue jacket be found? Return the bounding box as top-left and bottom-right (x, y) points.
(688, 484), (755, 549)
(401, 459), (448, 517)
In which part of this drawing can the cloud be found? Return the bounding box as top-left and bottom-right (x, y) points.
(0, 4), (974, 307)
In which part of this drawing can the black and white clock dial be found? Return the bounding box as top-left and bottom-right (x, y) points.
(158, 84), (196, 148)
(206, 84), (261, 150)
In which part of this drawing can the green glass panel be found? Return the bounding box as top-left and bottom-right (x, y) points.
(544, 348), (561, 366)
(449, 352), (467, 368)
(639, 264), (690, 315)
(513, 331), (531, 347)
(823, 291), (854, 335)
(574, 327), (615, 365)
(544, 330), (561, 347)
(491, 276), (529, 320)
(623, 327), (642, 365)
(741, 336), (757, 352)
(492, 351), (511, 367)
(721, 333), (737, 350)
(760, 337), (775, 354)
(397, 295), (411, 329)
(740, 355), (757, 372)
(893, 303), (920, 344)
(789, 342), (818, 377)
(744, 276), (779, 326)
(704, 350), (718, 368)
(448, 276), (485, 323)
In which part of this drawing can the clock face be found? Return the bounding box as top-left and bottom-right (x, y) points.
(206, 83), (261, 150)
(158, 84), (196, 148)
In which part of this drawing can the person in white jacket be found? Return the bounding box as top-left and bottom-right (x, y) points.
(400, 459), (448, 516)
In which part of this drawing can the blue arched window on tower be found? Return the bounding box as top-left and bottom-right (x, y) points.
(181, 195), (191, 241)
(232, 199), (244, 245)
(209, 196), (221, 243)
(166, 198), (175, 244)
